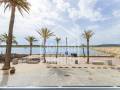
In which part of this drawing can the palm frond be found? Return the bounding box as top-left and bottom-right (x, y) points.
(1, 0), (31, 15)
(55, 37), (61, 43)
(0, 33), (17, 44)
(25, 36), (37, 44)
(37, 28), (54, 40)
(82, 30), (94, 40)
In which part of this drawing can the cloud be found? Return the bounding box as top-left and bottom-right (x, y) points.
(0, 0), (120, 45)
(52, 0), (70, 12)
(68, 0), (103, 21)
(113, 10), (120, 17)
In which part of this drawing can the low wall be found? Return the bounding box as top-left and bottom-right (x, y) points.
(0, 54), (28, 63)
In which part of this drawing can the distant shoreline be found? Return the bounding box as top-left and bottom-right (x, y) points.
(1, 45), (120, 47)
(0, 45), (85, 48)
(0, 45), (86, 47)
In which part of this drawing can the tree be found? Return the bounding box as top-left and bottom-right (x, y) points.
(55, 37), (61, 58)
(81, 44), (85, 57)
(1, 0), (31, 70)
(0, 33), (18, 45)
(37, 28), (54, 63)
(25, 36), (37, 55)
(82, 30), (94, 64)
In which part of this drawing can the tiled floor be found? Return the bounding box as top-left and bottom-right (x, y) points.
(0, 62), (120, 87)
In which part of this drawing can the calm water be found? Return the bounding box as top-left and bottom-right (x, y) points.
(0, 47), (107, 56)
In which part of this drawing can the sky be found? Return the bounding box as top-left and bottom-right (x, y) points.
(0, 0), (120, 46)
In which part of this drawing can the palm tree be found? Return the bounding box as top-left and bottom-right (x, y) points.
(1, 0), (30, 70)
(25, 36), (37, 55)
(37, 28), (54, 63)
(0, 33), (18, 45)
(82, 30), (94, 64)
(81, 44), (86, 57)
(55, 37), (61, 58)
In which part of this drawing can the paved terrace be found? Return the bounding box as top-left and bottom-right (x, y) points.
(0, 56), (120, 87)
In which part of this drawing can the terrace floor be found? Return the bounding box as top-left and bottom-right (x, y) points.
(0, 56), (120, 87)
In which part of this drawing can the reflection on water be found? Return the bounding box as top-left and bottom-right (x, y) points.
(0, 70), (9, 87)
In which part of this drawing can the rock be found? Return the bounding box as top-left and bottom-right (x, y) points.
(75, 60), (78, 64)
(12, 58), (18, 65)
(10, 67), (15, 74)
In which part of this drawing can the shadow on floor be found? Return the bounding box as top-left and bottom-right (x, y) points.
(0, 70), (9, 87)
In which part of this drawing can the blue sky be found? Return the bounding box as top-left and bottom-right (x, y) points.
(0, 0), (120, 45)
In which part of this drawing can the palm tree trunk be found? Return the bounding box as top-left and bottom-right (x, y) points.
(2, 6), (16, 70)
(43, 39), (46, 63)
(83, 46), (85, 57)
(87, 39), (89, 64)
(30, 43), (32, 55)
(56, 43), (59, 58)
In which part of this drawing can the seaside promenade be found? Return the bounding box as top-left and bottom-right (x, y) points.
(0, 55), (120, 87)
